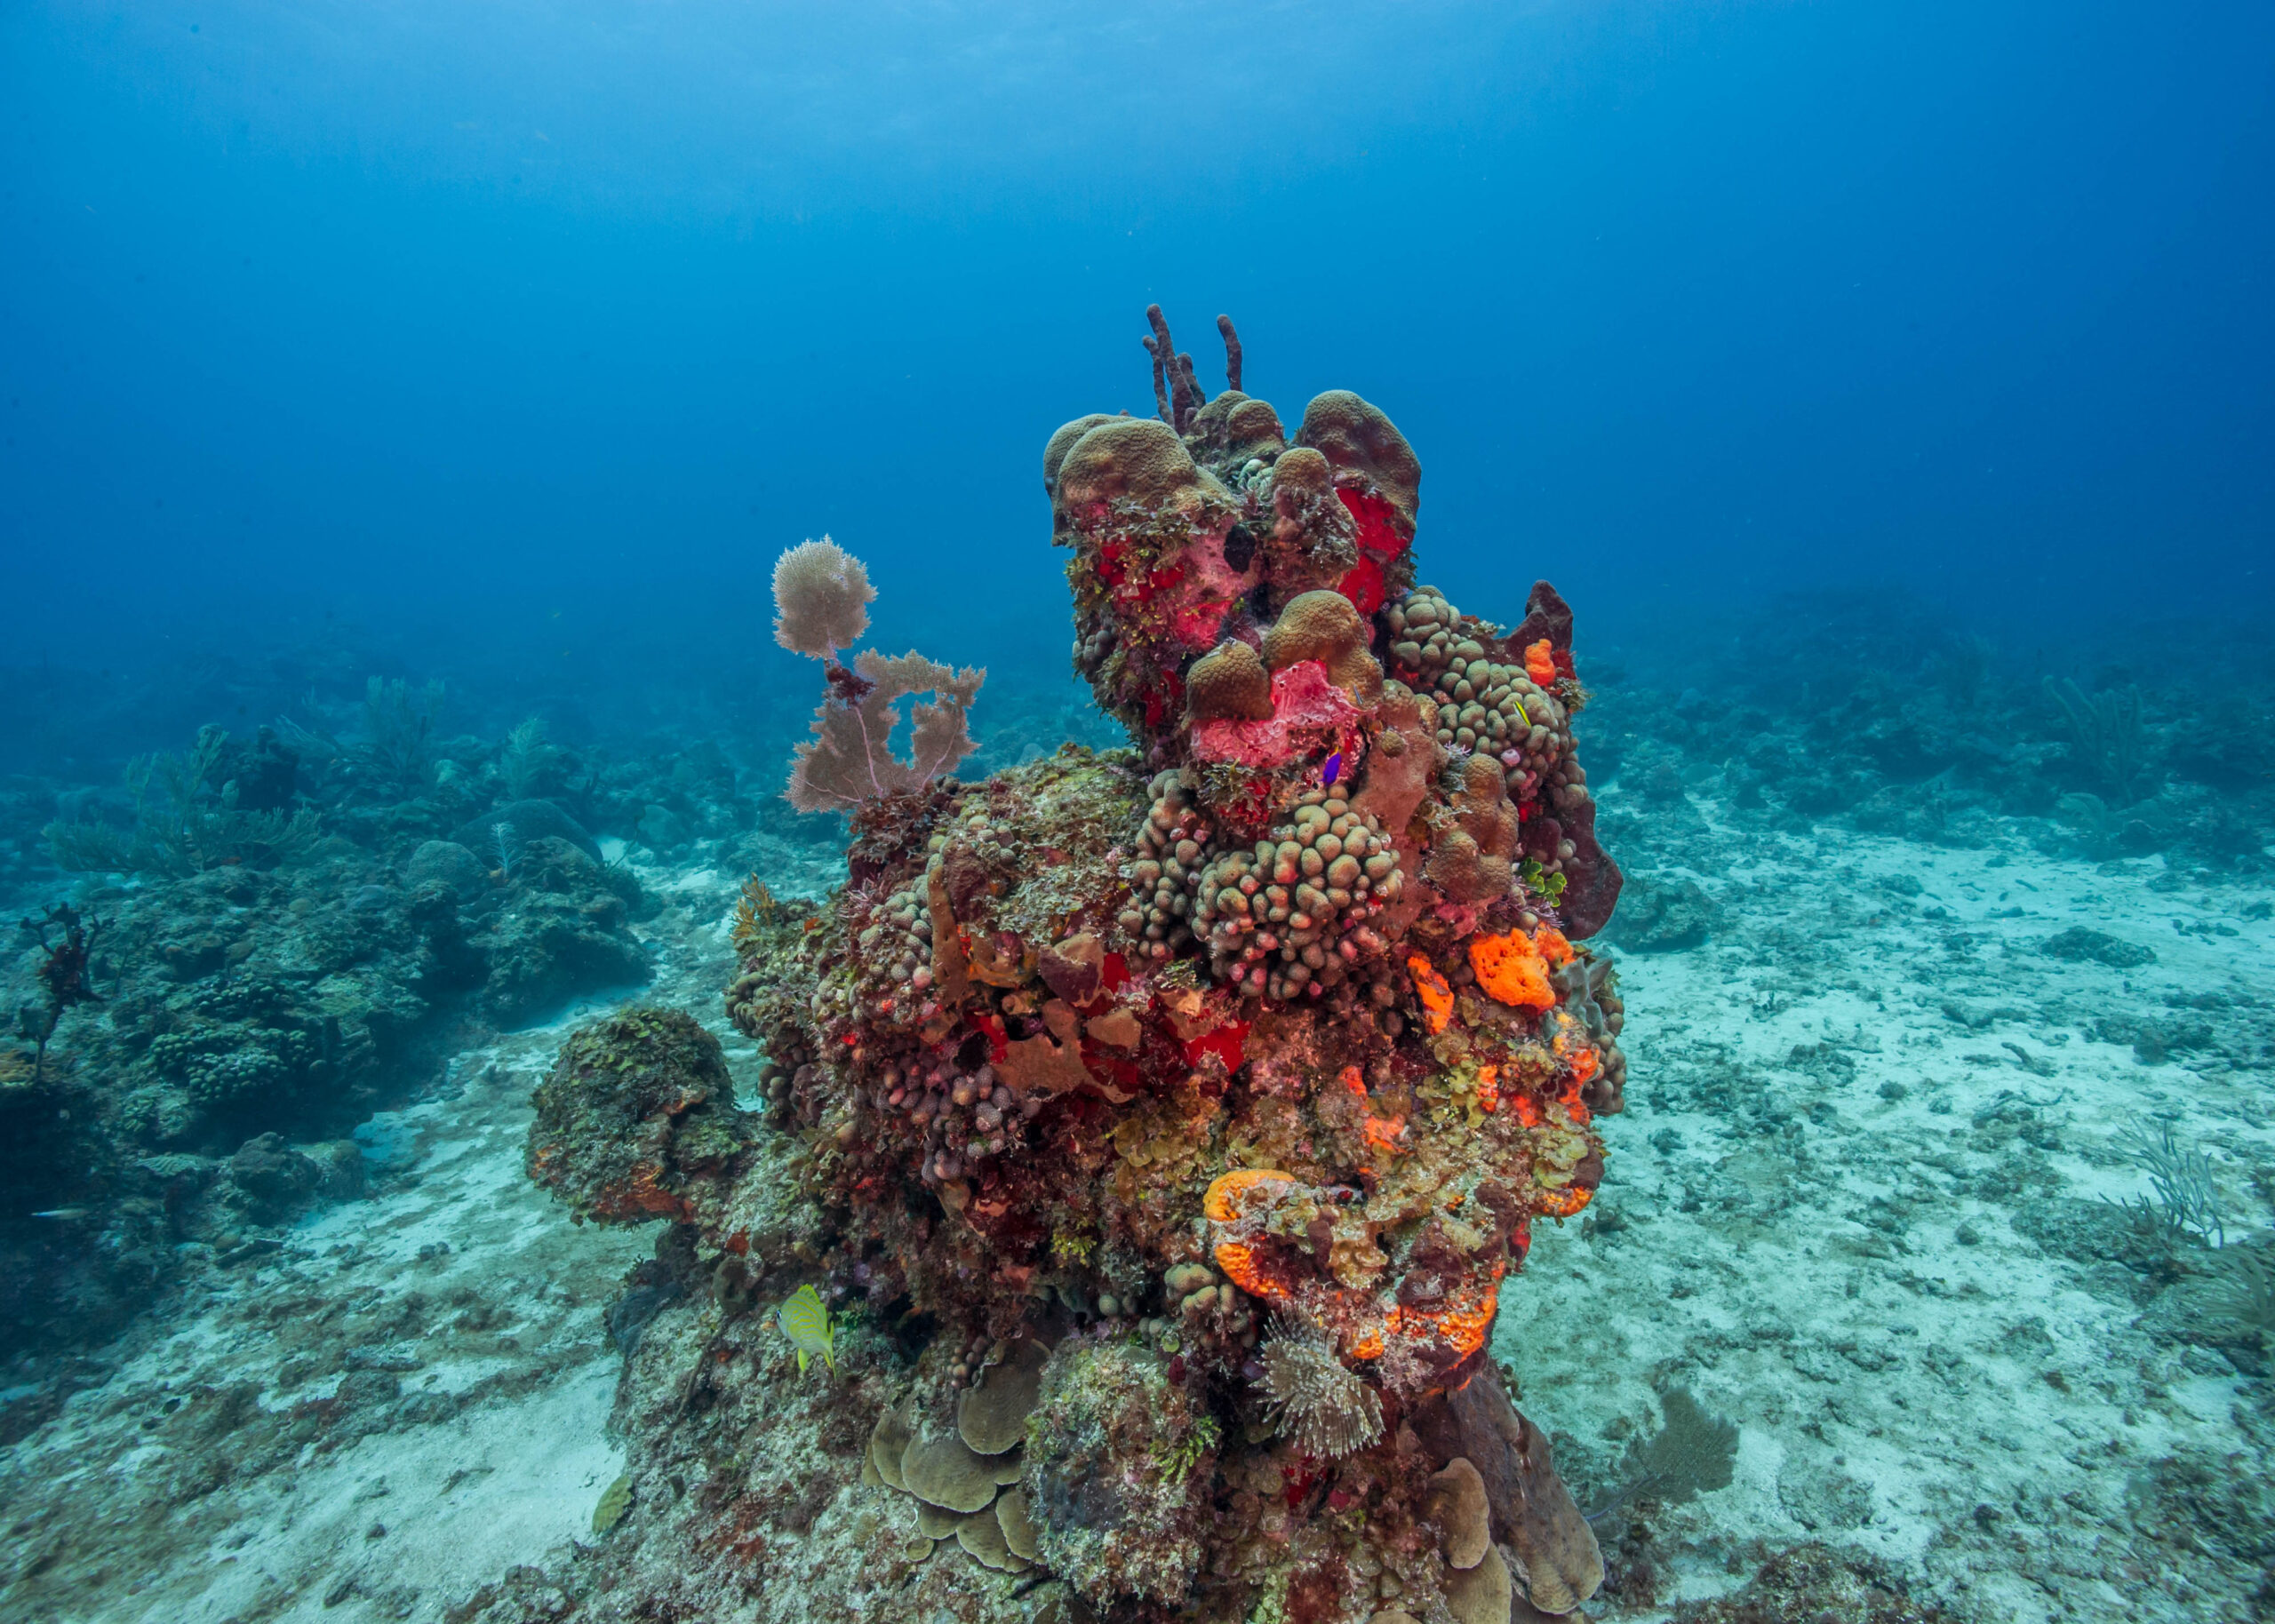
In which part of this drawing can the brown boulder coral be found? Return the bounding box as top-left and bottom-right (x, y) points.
(527, 1007), (755, 1227)
(533, 308), (1628, 1623)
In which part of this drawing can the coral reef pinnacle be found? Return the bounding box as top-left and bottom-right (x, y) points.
(541, 308), (1631, 1621)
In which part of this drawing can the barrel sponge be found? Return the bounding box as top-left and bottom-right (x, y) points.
(1297, 389), (1422, 524)
(1186, 640), (1276, 723)
(1053, 418), (1232, 522)
(1042, 413), (1119, 499)
(1263, 590), (1384, 703)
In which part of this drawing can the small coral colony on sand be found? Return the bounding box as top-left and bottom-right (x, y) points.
(539, 308), (1626, 1619)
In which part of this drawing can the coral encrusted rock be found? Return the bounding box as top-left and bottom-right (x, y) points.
(527, 1006), (755, 1226)
(535, 307), (1629, 1623)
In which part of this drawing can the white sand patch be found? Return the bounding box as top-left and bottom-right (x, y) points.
(0, 875), (757, 1622)
(154, 1360), (622, 1624)
(1498, 803), (2273, 1620)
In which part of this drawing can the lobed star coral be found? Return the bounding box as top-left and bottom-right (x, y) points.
(540, 307), (1631, 1621)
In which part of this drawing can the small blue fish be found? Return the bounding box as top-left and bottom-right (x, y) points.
(775, 1282), (836, 1374)
(1321, 752), (1344, 787)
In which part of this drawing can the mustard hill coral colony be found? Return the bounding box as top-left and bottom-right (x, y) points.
(529, 308), (1628, 1622)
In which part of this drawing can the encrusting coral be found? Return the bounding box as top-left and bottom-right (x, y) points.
(531, 307), (1627, 1622)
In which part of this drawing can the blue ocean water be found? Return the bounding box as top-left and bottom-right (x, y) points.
(4, 0), (2270, 736)
(3, 5), (2274, 1621)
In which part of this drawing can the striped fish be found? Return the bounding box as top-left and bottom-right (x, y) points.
(776, 1283), (836, 1374)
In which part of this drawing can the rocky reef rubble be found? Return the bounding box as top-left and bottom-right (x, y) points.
(0, 713), (664, 1366)
(1582, 589), (2275, 888)
(528, 310), (1631, 1621)
(0, 1015), (659, 1624)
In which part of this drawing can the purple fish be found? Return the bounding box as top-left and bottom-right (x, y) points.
(1321, 752), (1344, 787)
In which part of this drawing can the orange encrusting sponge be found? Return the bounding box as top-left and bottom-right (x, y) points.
(1341, 1065), (1408, 1153)
(1205, 1168), (1304, 1301)
(1408, 954), (1455, 1032)
(1535, 1184), (1593, 1218)
(1203, 1167), (1295, 1222)
(1212, 1239), (1296, 1302)
(1467, 927), (1572, 1012)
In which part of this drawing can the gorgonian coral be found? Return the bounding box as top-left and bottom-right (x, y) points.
(770, 534), (874, 660)
(772, 541), (985, 816)
(784, 649), (984, 816)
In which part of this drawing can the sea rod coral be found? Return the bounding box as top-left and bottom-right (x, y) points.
(531, 306), (1627, 1622)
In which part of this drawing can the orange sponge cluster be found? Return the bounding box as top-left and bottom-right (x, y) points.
(1467, 926), (1574, 1013)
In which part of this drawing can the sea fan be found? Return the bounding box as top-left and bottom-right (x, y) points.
(786, 648), (985, 814)
(772, 536), (874, 660)
(771, 537), (984, 814)
(1259, 1311), (1382, 1460)
(1585, 1386), (1738, 1527)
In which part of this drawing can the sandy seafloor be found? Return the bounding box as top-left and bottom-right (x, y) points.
(1, 798), (2270, 1624)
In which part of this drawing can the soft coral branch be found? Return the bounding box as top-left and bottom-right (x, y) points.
(786, 649), (985, 816)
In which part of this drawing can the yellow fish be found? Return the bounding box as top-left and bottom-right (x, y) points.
(776, 1283), (835, 1374)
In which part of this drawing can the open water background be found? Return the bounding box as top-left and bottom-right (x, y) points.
(3, 0), (2271, 773)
